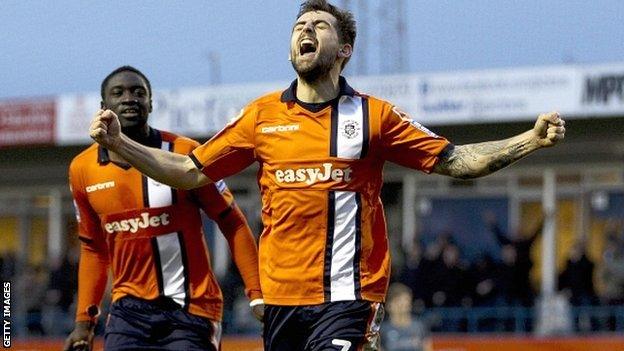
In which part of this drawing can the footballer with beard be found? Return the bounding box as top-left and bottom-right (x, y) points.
(88, 1), (565, 350)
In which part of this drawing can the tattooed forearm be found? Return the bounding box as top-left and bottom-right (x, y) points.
(485, 140), (531, 173)
(434, 132), (538, 179)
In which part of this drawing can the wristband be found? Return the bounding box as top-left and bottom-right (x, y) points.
(249, 298), (264, 308)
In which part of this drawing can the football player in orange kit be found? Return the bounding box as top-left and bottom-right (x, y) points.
(64, 66), (263, 351)
(88, 1), (565, 349)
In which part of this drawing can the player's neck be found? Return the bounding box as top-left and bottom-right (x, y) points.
(296, 71), (341, 103)
(108, 125), (151, 165)
(123, 125), (151, 144)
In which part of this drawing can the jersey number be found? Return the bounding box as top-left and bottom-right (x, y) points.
(332, 339), (352, 351)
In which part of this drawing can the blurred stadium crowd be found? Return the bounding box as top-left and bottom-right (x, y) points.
(390, 216), (624, 334)
(1, 212), (622, 338)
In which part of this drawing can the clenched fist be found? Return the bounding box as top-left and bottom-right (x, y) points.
(63, 321), (95, 351)
(89, 109), (121, 150)
(532, 111), (566, 147)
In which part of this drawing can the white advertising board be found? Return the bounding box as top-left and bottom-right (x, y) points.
(53, 63), (624, 145)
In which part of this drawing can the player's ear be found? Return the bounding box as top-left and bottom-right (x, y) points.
(338, 44), (352, 59)
(148, 99), (153, 113)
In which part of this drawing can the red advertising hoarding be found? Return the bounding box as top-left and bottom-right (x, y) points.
(0, 99), (55, 147)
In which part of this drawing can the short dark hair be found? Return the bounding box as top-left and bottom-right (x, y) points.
(297, 0), (356, 69)
(100, 65), (152, 100)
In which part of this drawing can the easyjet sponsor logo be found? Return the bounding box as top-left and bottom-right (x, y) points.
(86, 181), (115, 193)
(275, 163), (352, 185)
(104, 212), (170, 234)
(261, 124), (300, 134)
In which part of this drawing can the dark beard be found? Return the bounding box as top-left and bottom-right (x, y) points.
(291, 52), (335, 83)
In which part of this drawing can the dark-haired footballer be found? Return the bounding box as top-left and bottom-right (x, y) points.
(88, 1), (565, 350)
(64, 66), (263, 351)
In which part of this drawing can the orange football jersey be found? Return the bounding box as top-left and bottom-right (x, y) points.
(191, 77), (451, 305)
(70, 129), (243, 321)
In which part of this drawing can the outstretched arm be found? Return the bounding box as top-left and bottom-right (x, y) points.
(90, 109), (210, 190)
(433, 112), (565, 179)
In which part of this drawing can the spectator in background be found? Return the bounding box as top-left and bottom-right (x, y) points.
(430, 243), (470, 308)
(600, 220), (624, 305)
(558, 241), (596, 306)
(398, 240), (428, 308)
(48, 251), (79, 314)
(420, 234), (449, 307)
(21, 264), (48, 335)
(469, 254), (498, 306)
(381, 283), (432, 351)
(484, 211), (542, 306)
(431, 243), (471, 332)
(45, 250), (79, 335)
(493, 244), (523, 306)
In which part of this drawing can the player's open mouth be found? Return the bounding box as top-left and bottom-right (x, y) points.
(120, 108), (139, 116)
(299, 38), (317, 56)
